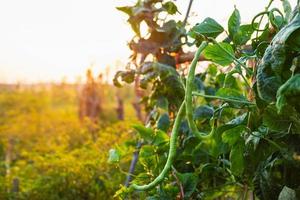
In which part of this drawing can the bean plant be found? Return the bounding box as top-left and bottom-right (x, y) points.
(111, 0), (300, 199)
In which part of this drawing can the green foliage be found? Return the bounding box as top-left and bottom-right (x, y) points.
(256, 11), (300, 102)
(162, 1), (179, 15)
(228, 7), (256, 45)
(115, 0), (300, 199)
(203, 43), (234, 66)
(228, 7), (241, 38)
(278, 186), (297, 200)
(156, 113), (170, 132)
(0, 85), (137, 199)
(276, 74), (300, 113)
(189, 17), (224, 39)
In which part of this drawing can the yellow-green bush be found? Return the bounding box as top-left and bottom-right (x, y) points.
(0, 85), (136, 199)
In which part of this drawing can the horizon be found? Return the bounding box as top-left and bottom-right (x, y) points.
(0, 0), (297, 84)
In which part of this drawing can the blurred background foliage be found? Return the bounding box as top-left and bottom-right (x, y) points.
(0, 70), (139, 199)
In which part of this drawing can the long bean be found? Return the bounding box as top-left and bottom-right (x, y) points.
(184, 41), (211, 139)
(131, 101), (186, 191)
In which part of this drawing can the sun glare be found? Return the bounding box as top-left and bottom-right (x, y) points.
(0, 0), (297, 83)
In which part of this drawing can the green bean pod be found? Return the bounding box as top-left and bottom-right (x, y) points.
(185, 41), (210, 139)
(131, 101), (186, 191)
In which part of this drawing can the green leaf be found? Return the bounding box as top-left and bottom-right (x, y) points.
(133, 124), (154, 142)
(193, 105), (214, 121)
(262, 105), (293, 132)
(223, 70), (240, 89)
(207, 63), (218, 76)
(156, 96), (169, 110)
(122, 70), (135, 83)
(153, 130), (169, 146)
(157, 113), (170, 132)
(216, 88), (248, 107)
(203, 43), (234, 66)
(162, 1), (179, 15)
(216, 88), (246, 100)
(278, 186), (297, 200)
(245, 126), (267, 150)
(128, 17), (141, 36)
(272, 15), (284, 29)
(108, 149), (120, 163)
(287, 29), (300, 51)
(233, 24), (254, 45)
(177, 173), (198, 198)
(193, 76), (205, 92)
(222, 125), (246, 146)
(133, 172), (153, 185)
(228, 7), (241, 38)
(276, 74), (300, 113)
(227, 113), (248, 126)
(116, 6), (133, 16)
(189, 18), (224, 38)
(113, 70), (135, 87)
(230, 143), (244, 176)
(281, 0), (292, 21)
(139, 145), (155, 158)
(139, 145), (157, 169)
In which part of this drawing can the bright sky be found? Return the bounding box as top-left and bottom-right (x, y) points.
(0, 0), (297, 83)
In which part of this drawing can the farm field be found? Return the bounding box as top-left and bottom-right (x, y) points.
(0, 83), (138, 199)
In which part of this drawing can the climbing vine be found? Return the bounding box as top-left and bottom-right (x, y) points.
(111, 0), (300, 199)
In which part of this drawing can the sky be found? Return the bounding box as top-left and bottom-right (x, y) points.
(0, 0), (297, 83)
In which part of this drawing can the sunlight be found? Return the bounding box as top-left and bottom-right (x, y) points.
(0, 0), (297, 83)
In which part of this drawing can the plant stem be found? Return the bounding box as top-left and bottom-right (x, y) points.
(255, 0), (274, 38)
(171, 167), (184, 199)
(183, 0), (194, 27)
(124, 141), (142, 187)
(192, 92), (256, 105)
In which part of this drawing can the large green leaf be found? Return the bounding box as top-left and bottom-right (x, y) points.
(278, 186), (297, 200)
(193, 105), (214, 121)
(230, 143), (244, 176)
(162, 1), (179, 15)
(276, 74), (300, 113)
(281, 0), (292, 21)
(262, 105), (296, 132)
(222, 125), (246, 146)
(233, 24), (254, 45)
(153, 130), (169, 146)
(189, 18), (224, 38)
(133, 124), (154, 142)
(139, 145), (157, 169)
(216, 87), (249, 107)
(228, 8), (241, 38)
(203, 43), (234, 66)
(177, 173), (198, 198)
(256, 13), (300, 102)
(113, 70), (136, 87)
(157, 113), (170, 132)
(116, 6), (133, 16)
(223, 70), (240, 89)
(156, 96), (169, 110)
